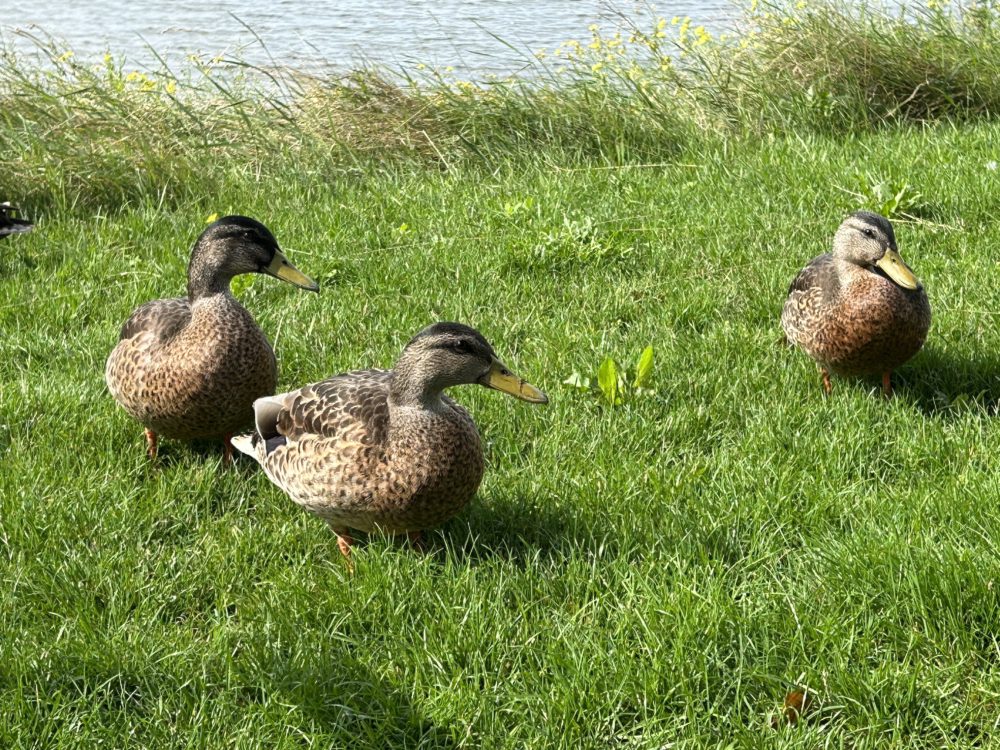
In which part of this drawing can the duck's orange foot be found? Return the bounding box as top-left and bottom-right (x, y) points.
(144, 428), (158, 460)
(821, 369), (832, 396)
(328, 524), (356, 572)
(222, 433), (234, 467)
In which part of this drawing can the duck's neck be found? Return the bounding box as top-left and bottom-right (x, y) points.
(187, 251), (235, 300)
(827, 256), (865, 295)
(388, 358), (447, 410)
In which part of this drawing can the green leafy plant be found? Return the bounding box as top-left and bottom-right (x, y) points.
(564, 345), (654, 405)
(847, 172), (923, 218)
(520, 213), (631, 271)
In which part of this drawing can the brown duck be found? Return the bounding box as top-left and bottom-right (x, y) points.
(782, 211), (930, 396)
(106, 216), (318, 461)
(231, 322), (548, 560)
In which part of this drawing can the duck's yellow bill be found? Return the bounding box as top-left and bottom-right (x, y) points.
(480, 359), (548, 404)
(266, 251), (320, 292)
(875, 249), (920, 291)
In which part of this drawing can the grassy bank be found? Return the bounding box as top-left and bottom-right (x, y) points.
(3, 1), (1000, 212)
(4, 2), (1000, 748)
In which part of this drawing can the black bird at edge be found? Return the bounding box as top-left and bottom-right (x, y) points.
(0, 202), (34, 238)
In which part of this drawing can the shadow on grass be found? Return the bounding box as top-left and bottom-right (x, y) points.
(158, 437), (234, 466)
(894, 344), (1000, 417)
(1, 653), (457, 747)
(258, 657), (459, 747)
(118, 435), (232, 471)
(323, 499), (584, 568)
(430, 494), (613, 567)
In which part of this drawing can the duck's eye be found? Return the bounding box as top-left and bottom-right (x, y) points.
(862, 228), (876, 239)
(451, 340), (473, 354)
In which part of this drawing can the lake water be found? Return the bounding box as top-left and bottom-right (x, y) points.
(2, 1), (736, 77)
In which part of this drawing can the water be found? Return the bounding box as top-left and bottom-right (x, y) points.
(2, 1), (736, 77)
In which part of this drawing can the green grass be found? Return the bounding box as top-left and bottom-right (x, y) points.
(5, 2), (1000, 747)
(4, 120), (1000, 748)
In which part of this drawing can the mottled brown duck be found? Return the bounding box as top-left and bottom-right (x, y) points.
(781, 211), (930, 396)
(0, 202), (33, 238)
(231, 322), (548, 560)
(106, 215), (319, 461)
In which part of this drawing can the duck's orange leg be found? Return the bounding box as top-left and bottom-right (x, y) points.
(821, 369), (832, 396)
(222, 434), (234, 466)
(144, 428), (158, 460)
(882, 371), (893, 399)
(328, 523), (356, 572)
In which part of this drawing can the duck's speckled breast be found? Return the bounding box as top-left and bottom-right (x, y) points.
(804, 272), (930, 376)
(291, 403), (485, 535)
(107, 296), (277, 439)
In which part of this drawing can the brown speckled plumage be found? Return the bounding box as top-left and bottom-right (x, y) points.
(106, 294), (280, 440)
(105, 216), (318, 456)
(232, 322), (548, 556)
(782, 212), (930, 394)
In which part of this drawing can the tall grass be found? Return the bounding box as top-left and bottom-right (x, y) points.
(698, 1), (1000, 132)
(2, 1), (1000, 212)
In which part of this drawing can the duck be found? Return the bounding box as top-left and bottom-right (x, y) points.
(231, 322), (548, 560)
(0, 202), (34, 238)
(781, 211), (930, 396)
(106, 215), (319, 462)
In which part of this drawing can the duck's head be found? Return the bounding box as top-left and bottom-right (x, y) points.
(832, 211), (921, 291)
(391, 322), (548, 406)
(188, 215), (319, 298)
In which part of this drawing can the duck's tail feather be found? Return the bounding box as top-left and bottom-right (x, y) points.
(230, 433), (257, 459)
(253, 395), (286, 441)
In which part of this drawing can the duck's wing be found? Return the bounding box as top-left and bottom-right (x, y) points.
(786, 253), (837, 299)
(117, 297), (191, 342)
(249, 369), (393, 458)
(782, 253), (839, 339)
